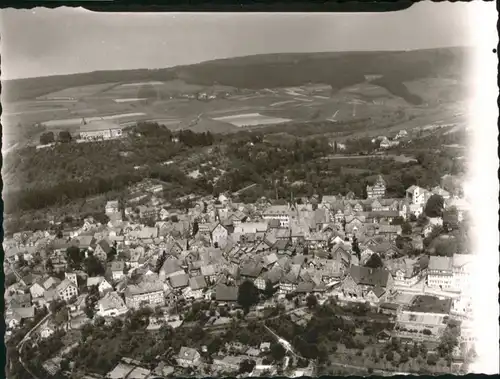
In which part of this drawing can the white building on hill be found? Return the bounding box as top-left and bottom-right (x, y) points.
(77, 120), (123, 141)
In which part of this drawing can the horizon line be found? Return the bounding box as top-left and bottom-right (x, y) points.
(1, 44), (473, 82)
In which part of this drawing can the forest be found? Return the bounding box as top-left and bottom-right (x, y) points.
(5, 120), (465, 227)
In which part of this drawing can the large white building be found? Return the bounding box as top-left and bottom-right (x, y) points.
(405, 185), (431, 206)
(427, 254), (474, 293)
(124, 282), (165, 309)
(55, 279), (79, 302)
(263, 205), (293, 228)
(427, 256), (454, 290)
(78, 120), (123, 141)
(366, 175), (386, 199)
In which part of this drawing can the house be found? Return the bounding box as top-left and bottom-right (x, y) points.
(395, 129), (408, 139)
(76, 235), (97, 251)
(110, 261), (126, 281)
(405, 185), (431, 206)
(87, 276), (113, 295)
(215, 284), (239, 303)
(432, 186), (451, 200)
(124, 282), (165, 309)
(55, 279), (78, 302)
(97, 291), (128, 318)
(185, 276), (207, 300)
(240, 261), (264, 281)
(234, 222), (269, 235)
(260, 342), (271, 353)
(169, 273), (190, 290)
(210, 223), (229, 248)
(65, 272), (78, 288)
(340, 265), (394, 304)
(177, 347), (201, 368)
(390, 256), (429, 287)
(409, 203), (424, 218)
(371, 242), (400, 259)
(94, 239), (113, 261)
(40, 324), (55, 339)
(427, 256), (453, 290)
(378, 302), (400, 316)
(30, 279), (46, 299)
(263, 205), (292, 228)
(7, 306), (35, 329)
(105, 200), (120, 215)
(377, 329), (392, 343)
(8, 293), (32, 309)
(366, 175), (386, 199)
(376, 225), (402, 241)
(278, 270), (300, 295)
(43, 276), (61, 291)
(200, 264), (219, 284)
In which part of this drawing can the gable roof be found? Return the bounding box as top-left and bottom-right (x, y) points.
(170, 273), (190, 288)
(240, 261), (263, 278)
(56, 279), (76, 293)
(428, 256), (453, 272)
(189, 275), (207, 291)
(99, 291), (126, 311)
(349, 265), (391, 288)
(97, 239), (112, 254)
(215, 284), (238, 302)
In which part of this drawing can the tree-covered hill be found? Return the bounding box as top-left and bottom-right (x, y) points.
(3, 47), (470, 104)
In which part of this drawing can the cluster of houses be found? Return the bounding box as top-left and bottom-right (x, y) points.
(4, 176), (473, 362)
(372, 129), (409, 149)
(98, 341), (313, 379)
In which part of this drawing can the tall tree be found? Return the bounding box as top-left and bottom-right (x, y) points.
(365, 253), (384, 269)
(401, 222), (412, 235)
(40, 131), (55, 145)
(58, 131), (72, 143)
(237, 280), (260, 314)
(352, 235), (361, 261)
(424, 194), (445, 218)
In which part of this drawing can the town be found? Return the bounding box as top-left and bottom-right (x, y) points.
(5, 171), (475, 378)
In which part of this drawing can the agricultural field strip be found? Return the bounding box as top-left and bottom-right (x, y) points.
(118, 81), (165, 87)
(41, 112), (148, 127)
(39, 82), (120, 99)
(211, 112), (292, 127)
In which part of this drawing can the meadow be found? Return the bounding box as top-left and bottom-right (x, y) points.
(37, 82), (120, 99)
(211, 113), (292, 127)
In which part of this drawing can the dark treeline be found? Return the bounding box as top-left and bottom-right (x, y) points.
(5, 173), (143, 213)
(134, 122), (216, 147)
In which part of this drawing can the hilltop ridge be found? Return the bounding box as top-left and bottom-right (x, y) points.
(3, 46), (471, 104)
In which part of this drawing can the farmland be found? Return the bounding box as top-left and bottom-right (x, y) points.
(212, 113), (291, 127)
(2, 47), (470, 152)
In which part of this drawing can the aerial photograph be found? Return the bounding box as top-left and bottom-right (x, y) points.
(1, 3), (496, 379)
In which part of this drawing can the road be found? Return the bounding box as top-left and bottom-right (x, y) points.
(16, 311), (53, 379)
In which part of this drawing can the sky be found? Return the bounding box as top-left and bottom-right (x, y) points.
(0, 2), (490, 80)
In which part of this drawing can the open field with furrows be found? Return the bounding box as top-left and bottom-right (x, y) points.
(37, 82), (120, 99)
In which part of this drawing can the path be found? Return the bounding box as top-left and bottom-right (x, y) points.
(263, 324), (305, 360)
(16, 311), (53, 379)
